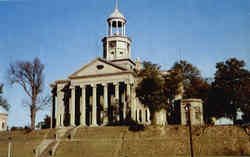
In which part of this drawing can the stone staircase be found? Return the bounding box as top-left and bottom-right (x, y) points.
(35, 139), (54, 157)
(35, 127), (77, 157)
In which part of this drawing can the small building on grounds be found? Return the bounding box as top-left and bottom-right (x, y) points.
(181, 99), (204, 125)
(0, 106), (8, 131)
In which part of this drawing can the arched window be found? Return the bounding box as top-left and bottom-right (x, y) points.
(2, 122), (5, 129)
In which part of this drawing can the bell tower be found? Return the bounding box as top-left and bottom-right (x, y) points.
(102, 0), (132, 61)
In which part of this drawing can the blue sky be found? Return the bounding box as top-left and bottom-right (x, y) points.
(0, 0), (249, 127)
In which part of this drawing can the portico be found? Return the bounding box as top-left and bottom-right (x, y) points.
(51, 72), (136, 127)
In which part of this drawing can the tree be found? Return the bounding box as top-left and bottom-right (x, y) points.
(7, 57), (49, 130)
(171, 60), (214, 123)
(164, 69), (183, 102)
(211, 58), (250, 122)
(136, 61), (181, 125)
(171, 60), (203, 99)
(36, 115), (51, 129)
(0, 84), (10, 111)
(163, 70), (184, 124)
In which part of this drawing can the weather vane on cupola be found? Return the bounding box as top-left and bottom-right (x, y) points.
(115, 0), (119, 10)
(102, 0), (131, 61)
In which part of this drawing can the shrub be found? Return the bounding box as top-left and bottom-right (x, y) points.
(106, 118), (145, 132)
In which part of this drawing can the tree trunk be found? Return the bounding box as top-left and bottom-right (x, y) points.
(30, 98), (36, 130)
(150, 110), (158, 125)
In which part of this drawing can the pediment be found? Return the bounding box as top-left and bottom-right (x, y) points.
(69, 58), (127, 79)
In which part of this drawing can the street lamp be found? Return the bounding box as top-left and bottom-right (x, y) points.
(184, 103), (194, 157)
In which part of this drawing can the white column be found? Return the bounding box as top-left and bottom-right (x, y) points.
(61, 105), (64, 127)
(114, 82), (120, 121)
(126, 83), (131, 119)
(56, 88), (62, 127)
(50, 92), (55, 128)
(142, 108), (146, 124)
(122, 23), (124, 36)
(80, 85), (86, 126)
(131, 84), (136, 121)
(147, 108), (151, 124)
(109, 21), (111, 36)
(92, 84), (97, 126)
(70, 86), (76, 126)
(124, 23), (126, 36)
(123, 92), (126, 120)
(103, 83), (108, 125)
(126, 82), (131, 105)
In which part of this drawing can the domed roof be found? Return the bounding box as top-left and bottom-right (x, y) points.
(0, 106), (8, 115)
(108, 8), (126, 20)
(108, 0), (126, 21)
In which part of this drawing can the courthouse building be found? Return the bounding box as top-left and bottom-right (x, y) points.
(50, 2), (155, 128)
(50, 2), (204, 128)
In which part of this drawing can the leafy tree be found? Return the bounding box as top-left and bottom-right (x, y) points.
(171, 60), (203, 99)
(171, 60), (214, 123)
(136, 61), (166, 124)
(163, 69), (183, 102)
(211, 58), (250, 122)
(0, 84), (9, 111)
(36, 115), (51, 129)
(7, 57), (50, 130)
(163, 70), (184, 124)
(136, 61), (181, 125)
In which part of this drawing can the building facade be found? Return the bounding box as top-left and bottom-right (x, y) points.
(181, 99), (204, 125)
(0, 106), (8, 131)
(50, 2), (204, 128)
(50, 2), (155, 128)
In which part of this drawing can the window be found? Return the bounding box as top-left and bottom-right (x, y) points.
(96, 65), (104, 70)
(139, 110), (142, 122)
(109, 41), (116, 48)
(2, 122), (5, 129)
(145, 110), (148, 122)
(195, 111), (201, 120)
(194, 107), (201, 120)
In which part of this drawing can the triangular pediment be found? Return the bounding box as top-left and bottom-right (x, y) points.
(69, 58), (127, 79)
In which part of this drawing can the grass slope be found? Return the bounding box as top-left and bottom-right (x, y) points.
(0, 129), (56, 157)
(0, 126), (249, 157)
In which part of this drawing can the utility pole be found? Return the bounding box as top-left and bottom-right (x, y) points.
(185, 103), (194, 157)
(8, 137), (12, 157)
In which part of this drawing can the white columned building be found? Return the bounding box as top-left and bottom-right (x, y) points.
(50, 1), (166, 128)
